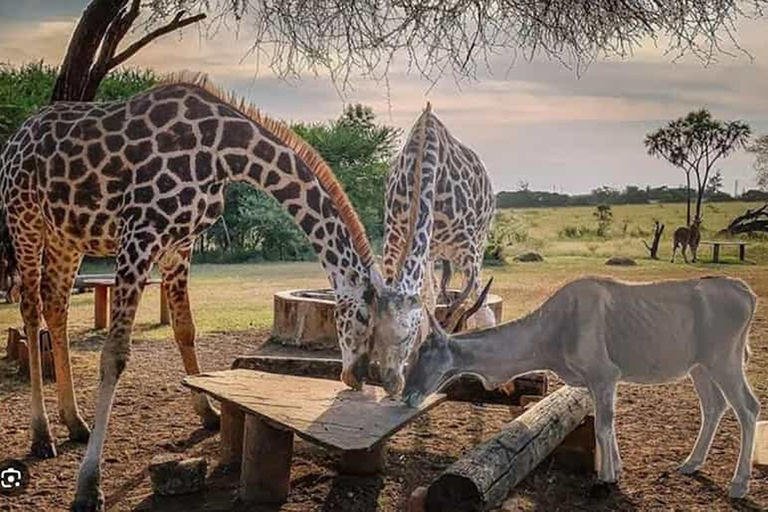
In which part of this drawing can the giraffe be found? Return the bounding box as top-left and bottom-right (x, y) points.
(370, 104), (496, 394)
(0, 74), (386, 511)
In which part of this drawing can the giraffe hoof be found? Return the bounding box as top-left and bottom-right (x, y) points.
(71, 492), (105, 512)
(68, 418), (91, 443)
(30, 438), (57, 459)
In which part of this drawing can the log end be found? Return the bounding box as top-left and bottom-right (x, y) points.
(426, 474), (484, 512)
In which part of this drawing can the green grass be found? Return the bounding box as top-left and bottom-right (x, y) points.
(497, 201), (768, 263)
(1, 201), (765, 343)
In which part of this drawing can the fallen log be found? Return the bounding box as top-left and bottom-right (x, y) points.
(425, 386), (592, 511)
(231, 355), (547, 406)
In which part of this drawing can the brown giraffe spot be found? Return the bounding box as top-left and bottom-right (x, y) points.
(276, 152), (292, 174)
(198, 119), (218, 147)
(175, 211), (192, 224)
(87, 143), (106, 168)
(223, 154), (248, 176)
(105, 134), (126, 152)
(299, 214), (318, 234)
(219, 120), (253, 150)
(294, 159), (313, 182)
(306, 187), (321, 213)
(59, 139), (84, 156)
(273, 182), (300, 203)
(264, 171), (280, 187)
(167, 155), (192, 182)
(129, 96), (152, 116)
(124, 141), (153, 164)
(136, 157), (162, 184)
(157, 122), (197, 152)
(102, 156), (124, 178)
(194, 153), (213, 180)
(39, 132), (57, 158)
(247, 163), (263, 183)
(102, 109), (126, 132)
(253, 140), (276, 162)
(50, 154), (66, 178)
(90, 213), (110, 237)
(72, 119), (102, 141)
(205, 201), (222, 218)
(68, 158), (88, 180)
(157, 173), (178, 194)
(54, 122), (73, 139)
(126, 119), (153, 140)
(287, 204), (301, 216)
(154, 86), (186, 100)
(133, 186), (154, 204)
(157, 196), (179, 215)
(179, 187), (196, 206)
(183, 95), (214, 120)
(148, 102), (178, 128)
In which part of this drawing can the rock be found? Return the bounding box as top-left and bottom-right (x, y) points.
(605, 256), (637, 266)
(149, 454), (207, 496)
(514, 252), (544, 262)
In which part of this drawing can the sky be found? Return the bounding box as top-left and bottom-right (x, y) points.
(1, 1), (767, 194)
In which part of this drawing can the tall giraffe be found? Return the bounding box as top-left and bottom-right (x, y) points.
(371, 104), (495, 394)
(0, 74), (385, 511)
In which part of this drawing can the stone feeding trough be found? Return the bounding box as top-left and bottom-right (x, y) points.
(272, 288), (504, 349)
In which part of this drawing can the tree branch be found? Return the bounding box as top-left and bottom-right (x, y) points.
(110, 11), (207, 69)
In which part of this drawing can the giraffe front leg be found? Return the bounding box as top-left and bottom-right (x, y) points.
(159, 248), (220, 430)
(73, 237), (154, 512)
(41, 243), (90, 442)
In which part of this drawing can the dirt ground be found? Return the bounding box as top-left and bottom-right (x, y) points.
(1, 301), (768, 511)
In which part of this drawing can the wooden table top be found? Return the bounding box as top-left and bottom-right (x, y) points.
(74, 275), (162, 287)
(183, 369), (445, 451)
(699, 240), (748, 246)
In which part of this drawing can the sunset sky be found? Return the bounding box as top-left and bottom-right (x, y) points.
(1, 1), (767, 194)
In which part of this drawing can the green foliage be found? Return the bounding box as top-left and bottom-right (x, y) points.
(484, 214), (529, 264)
(0, 62), (157, 146)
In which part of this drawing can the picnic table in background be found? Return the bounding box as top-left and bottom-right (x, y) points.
(74, 274), (169, 329)
(699, 241), (748, 263)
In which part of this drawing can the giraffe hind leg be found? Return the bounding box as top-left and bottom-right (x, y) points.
(159, 247), (220, 430)
(41, 240), (90, 443)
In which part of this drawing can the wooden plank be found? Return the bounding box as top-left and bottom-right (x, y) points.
(184, 370), (445, 451)
(232, 355), (548, 405)
(699, 241), (748, 246)
(425, 386), (592, 511)
(240, 414), (293, 503)
(339, 442), (387, 475)
(159, 284), (170, 325)
(94, 284), (110, 330)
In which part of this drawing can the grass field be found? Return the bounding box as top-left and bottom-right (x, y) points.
(498, 201), (768, 263)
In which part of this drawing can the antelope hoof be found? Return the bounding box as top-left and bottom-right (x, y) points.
(30, 437), (57, 459)
(677, 460), (701, 475)
(729, 479), (749, 499)
(71, 491), (105, 512)
(67, 417), (91, 443)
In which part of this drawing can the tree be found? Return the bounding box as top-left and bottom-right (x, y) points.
(644, 109), (750, 225)
(747, 135), (768, 190)
(643, 221), (665, 260)
(53, 0), (768, 97)
(706, 170), (724, 196)
(51, 0), (204, 102)
(594, 204), (613, 238)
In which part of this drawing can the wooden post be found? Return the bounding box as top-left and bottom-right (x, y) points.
(220, 401), (245, 467)
(240, 415), (293, 503)
(339, 442), (387, 475)
(159, 283), (170, 325)
(740, 244), (746, 262)
(754, 421), (768, 469)
(94, 284), (110, 329)
(425, 386), (592, 511)
(712, 244), (721, 263)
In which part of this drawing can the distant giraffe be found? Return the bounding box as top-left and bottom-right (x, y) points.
(671, 217), (702, 263)
(0, 74), (385, 512)
(371, 104), (495, 394)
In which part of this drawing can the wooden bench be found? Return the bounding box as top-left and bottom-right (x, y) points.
(183, 369), (445, 504)
(74, 275), (169, 329)
(699, 241), (748, 263)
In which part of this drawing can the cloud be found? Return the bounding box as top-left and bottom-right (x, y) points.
(0, 10), (766, 194)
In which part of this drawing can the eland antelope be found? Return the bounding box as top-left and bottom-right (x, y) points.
(402, 276), (759, 498)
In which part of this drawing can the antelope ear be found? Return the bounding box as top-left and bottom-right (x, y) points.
(369, 265), (386, 295)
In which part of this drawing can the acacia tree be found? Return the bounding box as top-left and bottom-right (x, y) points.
(53, 0), (768, 100)
(747, 135), (768, 190)
(644, 110), (750, 225)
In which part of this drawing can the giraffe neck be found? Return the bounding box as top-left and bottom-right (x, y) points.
(221, 117), (370, 292)
(395, 116), (438, 296)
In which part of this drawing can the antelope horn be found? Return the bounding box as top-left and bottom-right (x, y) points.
(394, 102), (432, 281)
(442, 266), (476, 324)
(449, 277), (494, 333)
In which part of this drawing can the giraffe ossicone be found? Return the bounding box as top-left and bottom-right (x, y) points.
(0, 72), (382, 511)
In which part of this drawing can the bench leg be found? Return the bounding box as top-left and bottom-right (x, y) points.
(94, 284), (110, 329)
(339, 442), (387, 475)
(240, 415), (293, 503)
(712, 244), (720, 264)
(740, 244), (746, 262)
(220, 402), (244, 467)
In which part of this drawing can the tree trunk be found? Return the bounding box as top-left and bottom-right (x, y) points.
(685, 171), (692, 225)
(643, 221), (665, 259)
(50, 0), (128, 102)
